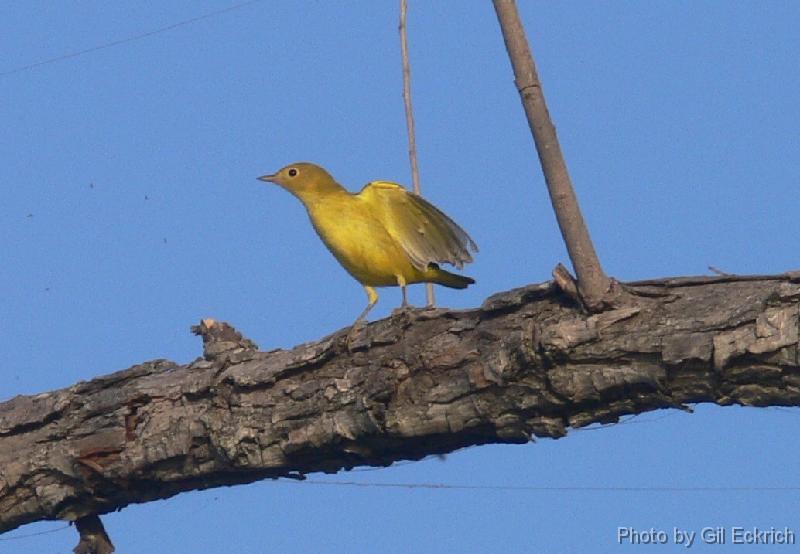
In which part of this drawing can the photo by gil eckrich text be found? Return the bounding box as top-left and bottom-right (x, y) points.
(617, 526), (796, 547)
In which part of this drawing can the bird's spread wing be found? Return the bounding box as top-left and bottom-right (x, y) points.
(358, 181), (478, 270)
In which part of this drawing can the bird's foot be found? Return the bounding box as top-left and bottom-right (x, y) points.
(391, 304), (415, 317)
(346, 319), (367, 352)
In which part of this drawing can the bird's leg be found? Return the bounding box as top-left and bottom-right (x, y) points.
(354, 286), (379, 326)
(393, 276), (413, 316)
(347, 286), (378, 350)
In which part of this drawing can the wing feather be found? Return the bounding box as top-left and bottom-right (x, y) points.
(358, 181), (478, 271)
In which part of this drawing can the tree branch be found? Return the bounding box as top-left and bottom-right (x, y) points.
(492, 1), (613, 309)
(399, 0), (435, 307)
(3, 274), (800, 537)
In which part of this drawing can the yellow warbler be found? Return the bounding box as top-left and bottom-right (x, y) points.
(257, 162), (477, 325)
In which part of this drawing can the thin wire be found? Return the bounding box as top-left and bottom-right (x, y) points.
(772, 406), (800, 416)
(0, 0), (264, 78)
(287, 479), (800, 493)
(572, 411), (678, 432)
(2, 481), (794, 540)
(0, 524), (70, 541)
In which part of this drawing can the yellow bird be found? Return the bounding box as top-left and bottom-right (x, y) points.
(257, 162), (477, 326)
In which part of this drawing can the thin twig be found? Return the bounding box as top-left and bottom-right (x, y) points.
(399, 0), (435, 307)
(492, 1), (611, 310)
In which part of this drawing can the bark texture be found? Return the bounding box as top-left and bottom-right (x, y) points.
(2, 274), (800, 534)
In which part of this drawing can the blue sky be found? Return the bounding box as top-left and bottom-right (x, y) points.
(2, 1), (799, 552)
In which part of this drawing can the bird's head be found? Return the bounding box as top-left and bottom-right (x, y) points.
(257, 162), (341, 199)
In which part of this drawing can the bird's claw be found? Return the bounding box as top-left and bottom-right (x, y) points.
(346, 320), (367, 352)
(391, 304), (415, 317)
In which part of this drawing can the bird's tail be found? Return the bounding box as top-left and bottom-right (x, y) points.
(427, 265), (475, 289)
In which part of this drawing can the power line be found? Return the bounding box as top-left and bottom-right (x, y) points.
(0, 0), (264, 78)
(0, 524), (70, 541)
(286, 479), (800, 493)
(2, 482), (794, 541)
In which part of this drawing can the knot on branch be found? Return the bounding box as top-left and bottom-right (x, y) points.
(191, 318), (258, 361)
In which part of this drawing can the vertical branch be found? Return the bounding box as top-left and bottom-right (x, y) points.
(399, 0), (435, 307)
(400, 0), (421, 196)
(492, 0), (612, 310)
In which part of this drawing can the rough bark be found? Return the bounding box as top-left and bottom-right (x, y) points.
(2, 274), (800, 535)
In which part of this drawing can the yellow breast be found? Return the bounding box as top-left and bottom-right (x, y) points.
(305, 193), (420, 287)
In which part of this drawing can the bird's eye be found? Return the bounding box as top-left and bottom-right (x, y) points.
(288, 168), (298, 177)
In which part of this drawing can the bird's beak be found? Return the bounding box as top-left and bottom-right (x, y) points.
(257, 174), (277, 183)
